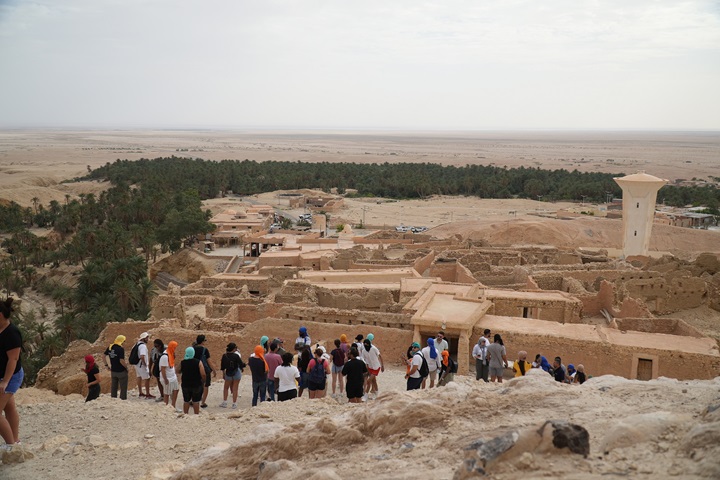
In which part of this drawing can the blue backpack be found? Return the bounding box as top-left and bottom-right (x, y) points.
(309, 358), (326, 384)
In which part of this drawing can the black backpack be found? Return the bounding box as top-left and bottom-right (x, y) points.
(128, 343), (141, 366)
(309, 358), (326, 384)
(222, 352), (241, 376)
(449, 357), (458, 374)
(415, 352), (429, 378)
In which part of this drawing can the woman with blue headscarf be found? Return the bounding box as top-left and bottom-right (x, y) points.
(421, 337), (441, 389)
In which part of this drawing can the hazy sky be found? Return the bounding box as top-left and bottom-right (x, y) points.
(1, 0), (719, 130)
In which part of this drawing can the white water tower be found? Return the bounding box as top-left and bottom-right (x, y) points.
(614, 172), (668, 257)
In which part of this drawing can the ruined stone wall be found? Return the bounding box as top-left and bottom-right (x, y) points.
(152, 295), (185, 320)
(413, 250), (435, 275)
(615, 317), (704, 337)
(276, 306), (411, 330)
(468, 325), (720, 381)
(206, 298), (263, 318)
(428, 262), (458, 282)
(315, 287), (398, 311)
(275, 281), (317, 304)
(456, 262), (477, 284)
(487, 296), (582, 323)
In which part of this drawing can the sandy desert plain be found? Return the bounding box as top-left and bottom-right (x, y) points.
(1, 129), (720, 479)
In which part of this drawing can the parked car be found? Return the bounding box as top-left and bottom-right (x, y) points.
(395, 225), (409, 232)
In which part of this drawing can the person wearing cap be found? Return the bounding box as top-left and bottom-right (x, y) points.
(104, 335), (128, 400)
(271, 338), (286, 357)
(294, 327), (311, 352)
(405, 342), (424, 391)
(135, 332), (154, 399)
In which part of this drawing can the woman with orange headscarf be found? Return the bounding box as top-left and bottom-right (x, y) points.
(160, 341), (180, 411)
(438, 350), (457, 387)
(248, 345), (268, 406)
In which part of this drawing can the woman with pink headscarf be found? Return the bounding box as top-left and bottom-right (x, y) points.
(82, 355), (101, 402)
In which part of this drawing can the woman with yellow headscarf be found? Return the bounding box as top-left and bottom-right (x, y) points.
(160, 341), (180, 411)
(103, 334), (128, 400)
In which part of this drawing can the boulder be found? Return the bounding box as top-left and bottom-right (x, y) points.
(1, 445), (35, 464)
(454, 421), (589, 478)
(600, 411), (692, 454)
(681, 422), (720, 451)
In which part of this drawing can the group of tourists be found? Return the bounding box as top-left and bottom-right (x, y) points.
(403, 331), (458, 390)
(470, 328), (587, 384)
(87, 325), (590, 416)
(90, 326), (390, 411)
(98, 333), (218, 414)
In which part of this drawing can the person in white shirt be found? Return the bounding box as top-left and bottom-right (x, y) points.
(274, 352), (300, 401)
(421, 338), (442, 389)
(362, 338), (384, 400)
(294, 326), (311, 352)
(435, 331), (449, 357)
(160, 340), (180, 411)
(405, 342), (424, 390)
(134, 332), (154, 399)
(473, 329), (491, 382)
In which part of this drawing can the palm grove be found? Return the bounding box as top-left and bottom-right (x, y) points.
(2, 156), (719, 384)
(0, 181), (215, 383)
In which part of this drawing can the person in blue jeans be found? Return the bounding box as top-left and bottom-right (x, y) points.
(249, 345), (268, 406)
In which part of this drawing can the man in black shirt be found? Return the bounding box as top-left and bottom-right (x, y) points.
(104, 335), (128, 400)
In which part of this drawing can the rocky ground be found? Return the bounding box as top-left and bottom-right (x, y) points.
(3, 368), (719, 479)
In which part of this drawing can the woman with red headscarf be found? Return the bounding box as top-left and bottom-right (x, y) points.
(160, 341), (180, 411)
(82, 355), (102, 402)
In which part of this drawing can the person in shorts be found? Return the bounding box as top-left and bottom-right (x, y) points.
(405, 342), (424, 391)
(134, 332), (154, 399)
(179, 346), (205, 414)
(330, 339), (346, 396)
(0, 297), (23, 447)
(361, 338), (384, 400)
(487, 334), (508, 383)
(160, 341), (180, 411)
(342, 347), (367, 403)
(220, 343), (244, 408)
(306, 348), (330, 399)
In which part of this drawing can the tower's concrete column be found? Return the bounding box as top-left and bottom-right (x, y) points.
(614, 172), (668, 257)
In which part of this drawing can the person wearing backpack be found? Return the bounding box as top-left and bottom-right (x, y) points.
(220, 343), (245, 409)
(131, 332), (154, 399)
(405, 342), (426, 391)
(192, 335), (217, 409)
(306, 348), (330, 399)
(149, 339), (165, 402)
(330, 339), (346, 397)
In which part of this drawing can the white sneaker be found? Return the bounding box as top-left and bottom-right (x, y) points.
(175, 408), (183, 413)
(362, 394), (368, 402)
(231, 403), (237, 409)
(0, 444), (12, 452)
(219, 401), (227, 408)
